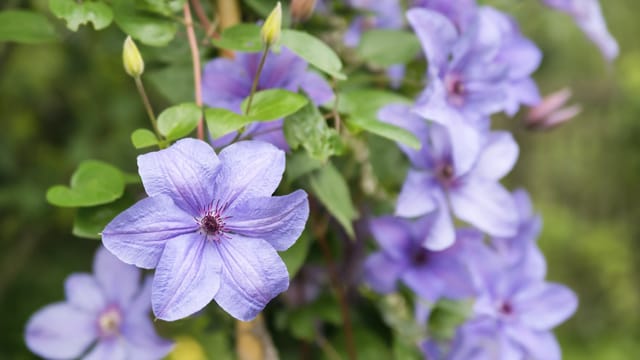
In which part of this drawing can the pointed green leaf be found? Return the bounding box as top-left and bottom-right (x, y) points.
(280, 229), (311, 278)
(212, 23), (262, 52)
(0, 10), (58, 44)
(308, 163), (358, 238)
(280, 29), (346, 80)
(72, 195), (133, 239)
(205, 107), (251, 139)
(337, 89), (412, 117)
(357, 29), (421, 67)
(131, 128), (158, 149)
(242, 89), (308, 121)
(157, 102), (201, 141)
(112, 0), (177, 46)
(46, 160), (126, 207)
(346, 116), (421, 149)
(49, 0), (114, 31)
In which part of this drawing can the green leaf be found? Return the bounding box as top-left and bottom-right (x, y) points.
(242, 89), (309, 121)
(147, 63), (193, 103)
(337, 89), (411, 117)
(205, 107), (251, 139)
(285, 151), (323, 183)
(112, 0), (177, 47)
(138, 0), (186, 16)
(357, 29), (421, 67)
(242, 0), (278, 16)
(49, 0), (114, 31)
(428, 299), (473, 341)
(0, 10), (58, 44)
(212, 23), (262, 52)
(72, 195), (133, 239)
(280, 29), (346, 80)
(131, 128), (158, 149)
(280, 229), (311, 278)
(157, 102), (201, 141)
(46, 160), (126, 207)
(346, 116), (421, 149)
(308, 163), (358, 238)
(283, 102), (343, 162)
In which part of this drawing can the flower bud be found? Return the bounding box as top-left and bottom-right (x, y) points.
(291, 0), (316, 22)
(261, 2), (282, 46)
(122, 36), (144, 78)
(526, 88), (581, 131)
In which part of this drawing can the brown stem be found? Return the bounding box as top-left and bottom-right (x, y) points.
(184, 3), (205, 140)
(312, 213), (358, 360)
(190, 0), (219, 39)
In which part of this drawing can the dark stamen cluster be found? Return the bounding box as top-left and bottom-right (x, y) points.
(197, 200), (232, 240)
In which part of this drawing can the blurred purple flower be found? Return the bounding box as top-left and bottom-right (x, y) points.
(25, 247), (173, 360)
(411, 0), (477, 31)
(102, 139), (309, 321)
(526, 87), (582, 131)
(408, 7), (541, 125)
(202, 47), (334, 150)
(379, 104), (519, 250)
(364, 215), (477, 301)
(542, 0), (619, 60)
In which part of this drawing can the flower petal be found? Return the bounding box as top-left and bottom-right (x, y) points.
(513, 282), (578, 330)
(225, 190), (309, 251)
(122, 311), (174, 360)
(65, 273), (106, 313)
(407, 8), (458, 69)
(83, 338), (127, 360)
(402, 266), (445, 301)
(369, 216), (413, 260)
(214, 235), (289, 321)
(202, 58), (251, 110)
(506, 326), (561, 360)
(300, 71), (334, 105)
(25, 303), (96, 359)
(93, 246), (140, 307)
(102, 195), (198, 269)
(395, 169), (439, 218)
(450, 179), (518, 237)
(138, 138), (220, 214)
(422, 193), (456, 250)
(378, 104), (432, 169)
(364, 252), (404, 293)
(215, 141), (285, 206)
(472, 131), (518, 180)
(152, 234), (222, 321)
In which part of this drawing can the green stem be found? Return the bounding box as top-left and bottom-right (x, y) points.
(134, 77), (162, 141)
(244, 45), (270, 116)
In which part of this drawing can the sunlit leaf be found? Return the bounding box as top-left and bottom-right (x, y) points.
(46, 160), (126, 207)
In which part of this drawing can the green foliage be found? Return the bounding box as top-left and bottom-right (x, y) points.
(357, 30), (421, 67)
(337, 89), (412, 117)
(285, 152), (324, 183)
(157, 102), (200, 141)
(112, 0), (177, 46)
(46, 160), (126, 207)
(280, 29), (347, 80)
(280, 229), (312, 278)
(346, 116), (421, 150)
(205, 107), (251, 139)
(308, 163), (359, 238)
(0, 10), (58, 44)
(49, 0), (114, 31)
(131, 128), (159, 149)
(275, 295), (342, 341)
(212, 24), (263, 52)
(428, 299), (473, 341)
(72, 195), (133, 239)
(242, 89), (309, 120)
(283, 102), (343, 162)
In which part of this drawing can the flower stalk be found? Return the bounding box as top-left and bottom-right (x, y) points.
(183, 3), (205, 140)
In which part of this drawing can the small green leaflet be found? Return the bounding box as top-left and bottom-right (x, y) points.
(73, 195), (133, 239)
(280, 29), (346, 80)
(308, 163), (358, 238)
(157, 102), (201, 141)
(46, 160), (126, 207)
(0, 10), (58, 44)
(212, 24), (262, 52)
(49, 0), (114, 31)
(283, 102), (343, 162)
(241, 89), (309, 121)
(130, 128), (158, 149)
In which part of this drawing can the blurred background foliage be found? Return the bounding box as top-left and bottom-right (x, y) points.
(0, 0), (638, 359)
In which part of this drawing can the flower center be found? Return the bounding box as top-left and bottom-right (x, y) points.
(197, 200), (230, 240)
(412, 249), (429, 266)
(445, 74), (465, 106)
(436, 163), (456, 187)
(98, 306), (122, 338)
(498, 301), (513, 316)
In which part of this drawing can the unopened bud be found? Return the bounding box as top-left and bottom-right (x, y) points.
(261, 2), (282, 46)
(123, 36), (144, 78)
(526, 88), (581, 131)
(291, 0), (316, 22)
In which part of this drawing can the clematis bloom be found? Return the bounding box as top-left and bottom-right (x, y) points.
(25, 247), (173, 360)
(102, 139), (309, 321)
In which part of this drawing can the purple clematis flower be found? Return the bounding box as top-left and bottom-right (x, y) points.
(102, 139), (309, 321)
(364, 215), (477, 301)
(411, 0), (477, 31)
(202, 47), (334, 150)
(408, 7), (541, 126)
(542, 0), (618, 61)
(25, 247), (173, 360)
(379, 104), (519, 250)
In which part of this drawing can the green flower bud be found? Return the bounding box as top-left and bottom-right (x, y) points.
(122, 36), (144, 78)
(261, 2), (282, 46)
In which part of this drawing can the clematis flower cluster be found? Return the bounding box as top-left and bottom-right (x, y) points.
(25, 247), (173, 360)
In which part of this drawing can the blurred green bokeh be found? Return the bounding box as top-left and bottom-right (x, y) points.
(1, 0), (639, 359)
